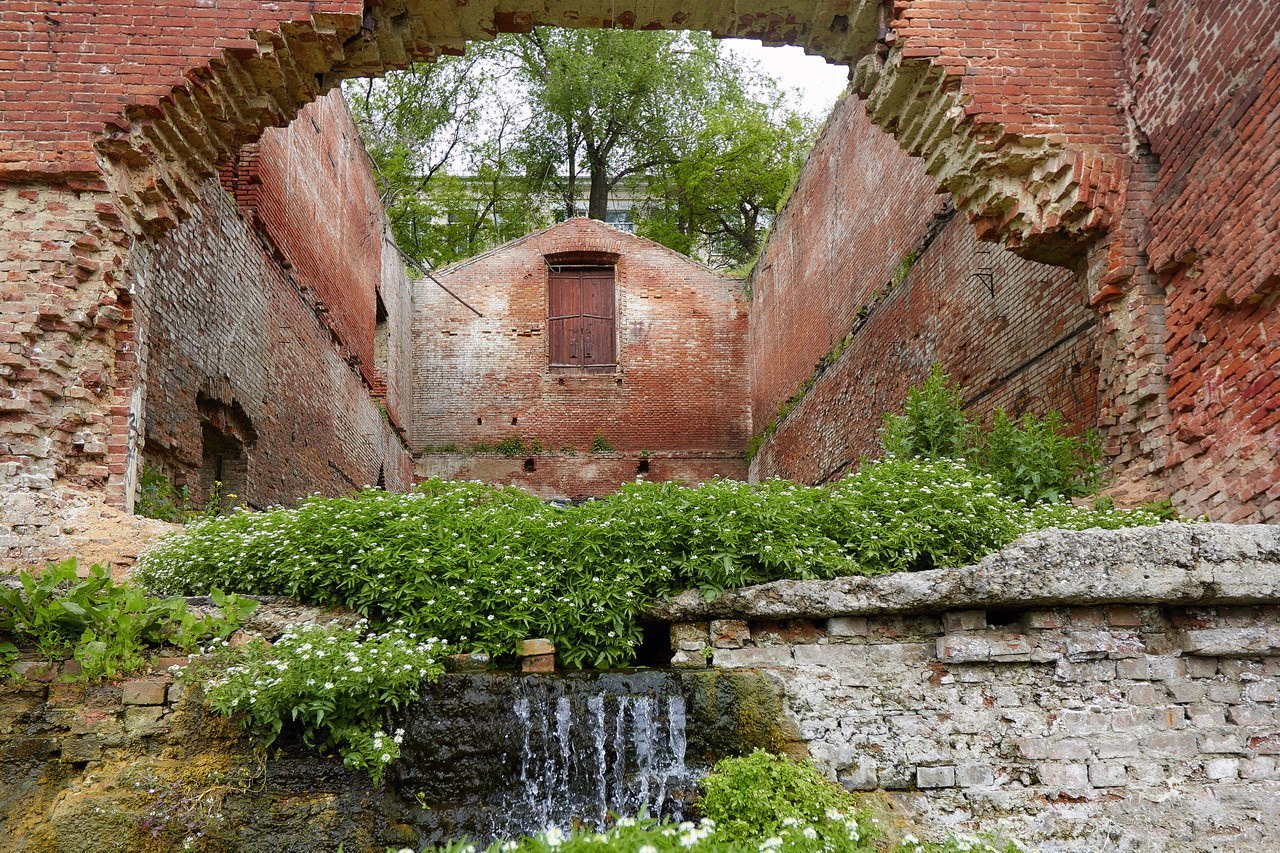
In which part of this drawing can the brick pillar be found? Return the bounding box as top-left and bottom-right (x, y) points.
(0, 183), (141, 508)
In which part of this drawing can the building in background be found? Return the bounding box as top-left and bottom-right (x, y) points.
(412, 217), (751, 499)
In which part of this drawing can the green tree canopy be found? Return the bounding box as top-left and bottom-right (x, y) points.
(345, 30), (824, 270)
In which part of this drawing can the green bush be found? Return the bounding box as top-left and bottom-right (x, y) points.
(977, 410), (1102, 504)
(823, 457), (1026, 573)
(0, 560), (257, 681)
(137, 471), (1162, 669)
(882, 365), (1106, 505)
(184, 623), (446, 784)
(699, 750), (859, 841)
(881, 365), (972, 461)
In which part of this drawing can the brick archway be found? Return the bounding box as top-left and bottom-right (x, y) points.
(0, 1), (1187, 512)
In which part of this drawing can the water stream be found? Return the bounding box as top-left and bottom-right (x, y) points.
(392, 671), (699, 844)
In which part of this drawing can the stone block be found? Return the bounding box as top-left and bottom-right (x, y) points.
(1241, 758), (1280, 781)
(670, 650), (708, 669)
(752, 619), (821, 645)
(521, 654), (555, 674)
(712, 646), (793, 669)
(709, 619), (749, 649)
(1046, 738), (1091, 761)
(827, 616), (868, 637)
(1205, 758), (1240, 780)
(121, 680), (168, 706)
(1037, 763), (1089, 789)
(944, 610), (986, 633)
(1186, 657), (1219, 678)
(1181, 627), (1280, 657)
(445, 652), (492, 672)
(838, 763), (878, 791)
(60, 735), (100, 763)
(955, 763), (995, 787)
(669, 623), (708, 653)
(916, 765), (956, 788)
(1088, 762), (1127, 787)
(124, 706), (167, 737)
(516, 638), (555, 657)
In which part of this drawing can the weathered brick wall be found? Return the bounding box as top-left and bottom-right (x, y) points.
(220, 91), (387, 393)
(1114, 0), (1280, 522)
(416, 452), (747, 502)
(412, 219), (751, 485)
(0, 184), (134, 500)
(749, 97), (1098, 483)
(747, 96), (941, 436)
(658, 524), (1280, 850)
(139, 178), (411, 506)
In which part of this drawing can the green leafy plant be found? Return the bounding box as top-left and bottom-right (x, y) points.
(590, 432), (615, 453)
(137, 470), (1162, 669)
(0, 560), (257, 681)
(976, 409), (1102, 504)
(699, 750), (858, 840)
(471, 436), (544, 456)
(881, 364), (972, 461)
(136, 464), (190, 523)
(185, 623), (446, 784)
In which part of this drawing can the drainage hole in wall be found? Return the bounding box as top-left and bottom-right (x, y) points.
(523, 458), (536, 472)
(476, 417), (483, 425)
(511, 417), (518, 425)
(637, 459), (650, 474)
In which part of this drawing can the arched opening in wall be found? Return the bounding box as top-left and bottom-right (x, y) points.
(196, 395), (256, 511)
(373, 289), (390, 379)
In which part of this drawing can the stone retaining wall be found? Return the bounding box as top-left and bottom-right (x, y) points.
(659, 524), (1280, 851)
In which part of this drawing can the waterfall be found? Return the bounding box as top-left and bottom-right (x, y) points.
(393, 671), (699, 845)
(502, 675), (694, 838)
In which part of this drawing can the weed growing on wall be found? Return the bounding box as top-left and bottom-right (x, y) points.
(881, 365), (1104, 504)
(137, 469), (1163, 668)
(184, 623), (445, 784)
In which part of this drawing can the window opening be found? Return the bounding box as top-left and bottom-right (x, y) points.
(547, 264), (616, 372)
(373, 290), (390, 378)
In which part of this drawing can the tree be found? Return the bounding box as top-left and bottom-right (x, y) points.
(347, 31), (819, 270)
(638, 81), (815, 269)
(504, 28), (719, 221)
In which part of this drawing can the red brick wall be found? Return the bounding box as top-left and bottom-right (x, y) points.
(219, 91), (385, 392)
(417, 452), (746, 502)
(748, 96), (943, 432)
(750, 96), (1098, 483)
(413, 218), (750, 469)
(894, 0), (1127, 152)
(1115, 0), (1280, 522)
(140, 177), (411, 506)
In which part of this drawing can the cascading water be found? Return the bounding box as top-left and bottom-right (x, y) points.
(392, 671), (699, 844)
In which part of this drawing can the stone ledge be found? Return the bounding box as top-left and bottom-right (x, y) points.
(651, 523), (1280, 622)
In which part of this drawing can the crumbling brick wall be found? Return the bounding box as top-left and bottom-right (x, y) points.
(1113, 0), (1280, 522)
(140, 178), (410, 506)
(749, 97), (1098, 483)
(138, 95), (412, 507)
(412, 218), (750, 492)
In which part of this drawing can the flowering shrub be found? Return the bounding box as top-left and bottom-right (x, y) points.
(139, 467), (1164, 668)
(183, 623), (446, 783)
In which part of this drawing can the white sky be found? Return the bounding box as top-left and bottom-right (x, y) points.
(721, 38), (850, 120)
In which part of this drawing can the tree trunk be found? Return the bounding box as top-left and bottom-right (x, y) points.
(587, 163), (610, 220)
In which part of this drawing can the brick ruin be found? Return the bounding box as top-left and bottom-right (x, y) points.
(0, 1), (1277, 523)
(413, 218), (750, 499)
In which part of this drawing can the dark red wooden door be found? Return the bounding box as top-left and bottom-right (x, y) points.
(548, 266), (615, 370)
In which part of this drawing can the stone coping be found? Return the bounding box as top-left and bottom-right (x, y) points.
(651, 523), (1280, 622)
